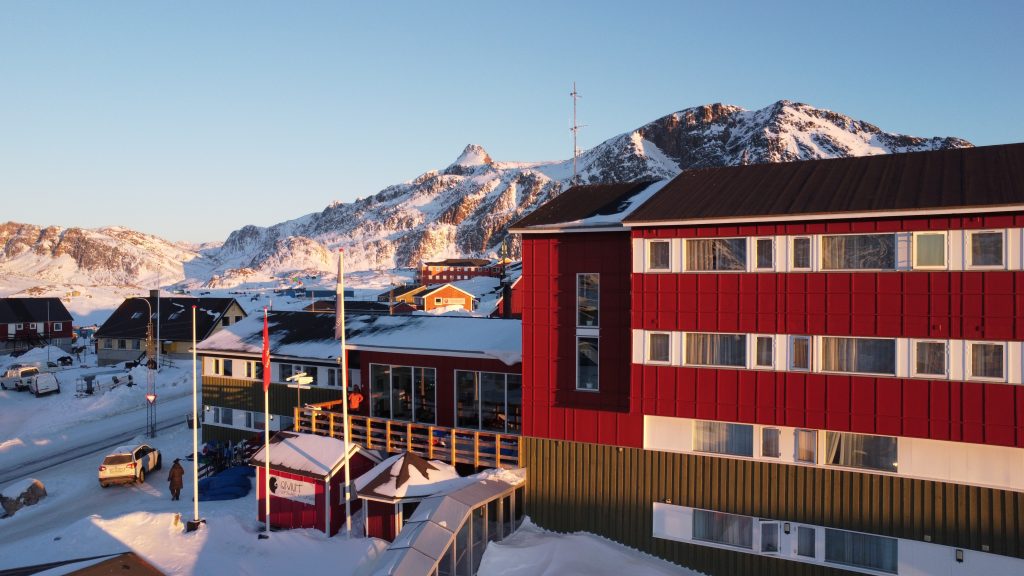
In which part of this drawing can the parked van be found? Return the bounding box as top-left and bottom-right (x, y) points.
(1, 366), (40, 391)
(28, 373), (61, 397)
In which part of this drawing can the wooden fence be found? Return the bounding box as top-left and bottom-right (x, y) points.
(294, 401), (521, 469)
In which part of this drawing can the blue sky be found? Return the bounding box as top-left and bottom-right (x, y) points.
(1, 1), (1022, 242)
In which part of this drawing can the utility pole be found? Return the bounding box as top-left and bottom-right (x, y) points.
(130, 296), (157, 438)
(570, 81), (585, 187)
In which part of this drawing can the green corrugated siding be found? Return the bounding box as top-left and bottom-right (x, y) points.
(201, 376), (345, 416)
(200, 423), (255, 445)
(523, 437), (1024, 576)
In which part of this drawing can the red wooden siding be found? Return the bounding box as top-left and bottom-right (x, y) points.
(365, 500), (397, 541)
(257, 468), (324, 532)
(355, 350), (521, 429)
(521, 233), (641, 446)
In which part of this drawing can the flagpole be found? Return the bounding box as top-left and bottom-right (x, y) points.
(259, 307), (271, 540)
(337, 249), (352, 536)
(190, 306), (200, 528)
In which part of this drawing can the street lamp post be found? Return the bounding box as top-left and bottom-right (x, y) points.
(285, 372), (313, 416)
(129, 296), (157, 438)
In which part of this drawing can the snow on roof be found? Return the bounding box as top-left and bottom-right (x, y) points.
(354, 453), (461, 501)
(197, 311), (522, 365)
(249, 432), (366, 478)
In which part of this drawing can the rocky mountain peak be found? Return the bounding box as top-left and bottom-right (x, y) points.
(445, 144), (493, 175)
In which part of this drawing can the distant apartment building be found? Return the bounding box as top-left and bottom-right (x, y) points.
(417, 258), (498, 283)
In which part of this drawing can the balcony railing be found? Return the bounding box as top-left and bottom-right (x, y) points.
(294, 400), (521, 469)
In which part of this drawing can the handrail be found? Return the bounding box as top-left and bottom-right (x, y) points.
(294, 404), (521, 470)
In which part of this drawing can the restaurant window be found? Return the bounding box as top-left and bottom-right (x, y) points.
(576, 337), (599, 391)
(826, 432), (897, 472)
(694, 420), (753, 457)
(455, 371), (521, 433)
(648, 332), (670, 363)
(577, 273), (599, 327)
(970, 342), (1005, 380)
(825, 529), (898, 574)
(755, 238), (773, 269)
(648, 240), (671, 271)
(914, 341), (946, 376)
(968, 231), (1004, 268)
(369, 364), (437, 424)
(685, 333), (746, 367)
(821, 233), (895, 270)
(686, 238), (746, 271)
(821, 337), (895, 375)
(790, 336), (811, 371)
(791, 237), (812, 270)
(692, 509), (752, 549)
(912, 232), (946, 269)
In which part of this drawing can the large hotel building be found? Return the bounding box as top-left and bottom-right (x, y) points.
(511, 143), (1024, 575)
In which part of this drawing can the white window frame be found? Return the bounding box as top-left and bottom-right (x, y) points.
(819, 232), (898, 272)
(52, 322), (62, 332)
(819, 336), (898, 377)
(966, 229), (1006, 269)
(575, 335), (600, 392)
(753, 237), (774, 271)
(646, 331), (672, 364)
(911, 339), (948, 378)
(911, 231), (948, 270)
(790, 236), (814, 271)
(794, 428), (818, 464)
(750, 335), (774, 369)
(967, 341), (1007, 382)
(646, 239), (672, 272)
(576, 272), (600, 328)
(684, 332), (748, 368)
(760, 426), (782, 459)
(789, 335), (812, 371)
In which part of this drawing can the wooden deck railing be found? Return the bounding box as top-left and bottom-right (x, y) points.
(294, 401), (521, 469)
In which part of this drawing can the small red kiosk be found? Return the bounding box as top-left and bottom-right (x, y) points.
(354, 451), (461, 541)
(250, 431), (380, 536)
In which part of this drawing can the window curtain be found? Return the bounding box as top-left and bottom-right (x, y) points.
(972, 343), (1004, 378)
(826, 432), (897, 472)
(915, 233), (945, 266)
(687, 333), (746, 367)
(687, 239), (746, 271)
(825, 529), (898, 574)
(971, 232), (1003, 266)
(822, 234), (895, 270)
(795, 429), (817, 463)
(649, 241), (670, 269)
(694, 421), (753, 457)
(692, 510), (752, 549)
(649, 334), (670, 361)
(792, 238), (811, 268)
(915, 342), (945, 375)
(821, 337), (895, 375)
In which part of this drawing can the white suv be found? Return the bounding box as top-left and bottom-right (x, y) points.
(1, 366), (39, 391)
(98, 444), (162, 487)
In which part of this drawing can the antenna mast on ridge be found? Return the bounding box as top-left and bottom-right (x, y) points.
(570, 81), (585, 187)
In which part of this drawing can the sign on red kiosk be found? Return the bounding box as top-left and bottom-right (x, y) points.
(145, 393), (157, 404)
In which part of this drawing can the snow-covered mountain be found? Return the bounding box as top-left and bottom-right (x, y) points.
(1, 100), (972, 291)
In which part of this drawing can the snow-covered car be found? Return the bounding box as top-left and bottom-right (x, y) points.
(1, 366), (40, 391)
(98, 444), (161, 487)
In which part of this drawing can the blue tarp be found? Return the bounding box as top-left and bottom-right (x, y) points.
(198, 466), (253, 501)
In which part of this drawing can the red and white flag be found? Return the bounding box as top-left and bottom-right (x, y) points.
(262, 308), (270, 393)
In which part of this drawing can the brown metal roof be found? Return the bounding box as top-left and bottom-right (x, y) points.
(625, 143), (1024, 224)
(510, 180), (659, 229)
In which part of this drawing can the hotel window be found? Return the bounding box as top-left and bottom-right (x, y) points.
(797, 527), (816, 558)
(693, 421), (753, 457)
(755, 238), (773, 269)
(826, 432), (897, 472)
(760, 523), (780, 553)
(577, 336), (599, 391)
(789, 336), (811, 371)
(686, 238), (746, 271)
(692, 509), (752, 549)
(791, 237), (812, 270)
(455, 371), (520, 433)
(647, 332), (670, 363)
(577, 273), (599, 327)
(685, 333), (746, 367)
(761, 427), (781, 458)
(821, 233), (895, 270)
(754, 336), (773, 368)
(825, 529), (898, 574)
(794, 429), (817, 464)
(968, 231), (1004, 268)
(912, 232), (946, 269)
(371, 364), (437, 424)
(970, 342), (1005, 380)
(648, 240), (671, 271)
(914, 341), (946, 376)
(821, 337), (896, 375)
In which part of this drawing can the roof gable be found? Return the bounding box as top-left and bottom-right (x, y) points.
(95, 297), (242, 341)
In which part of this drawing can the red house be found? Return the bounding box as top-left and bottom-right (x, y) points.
(417, 258), (497, 284)
(511, 144), (1024, 575)
(249, 431), (380, 536)
(0, 297), (74, 354)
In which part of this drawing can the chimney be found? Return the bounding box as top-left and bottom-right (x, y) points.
(149, 289), (159, 300)
(501, 280), (513, 319)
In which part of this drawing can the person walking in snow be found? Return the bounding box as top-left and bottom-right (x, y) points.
(167, 459), (185, 501)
